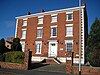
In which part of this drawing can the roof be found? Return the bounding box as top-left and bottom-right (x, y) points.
(15, 6), (85, 19)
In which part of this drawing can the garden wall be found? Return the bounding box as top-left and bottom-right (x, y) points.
(0, 51), (32, 70)
(66, 52), (100, 75)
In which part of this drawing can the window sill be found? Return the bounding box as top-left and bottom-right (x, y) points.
(37, 37), (42, 38)
(66, 35), (73, 37)
(21, 38), (26, 39)
(66, 19), (73, 21)
(35, 52), (41, 54)
(50, 36), (57, 38)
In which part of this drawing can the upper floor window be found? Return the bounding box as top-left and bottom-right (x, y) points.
(22, 29), (26, 39)
(38, 16), (43, 24)
(23, 18), (27, 26)
(51, 26), (57, 37)
(66, 13), (73, 21)
(51, 14), (57, 22)
(37, 27), (43, 38)
(66, 24), (73, 37)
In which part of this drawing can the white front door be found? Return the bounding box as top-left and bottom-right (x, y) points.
(48, 41), (57, 57)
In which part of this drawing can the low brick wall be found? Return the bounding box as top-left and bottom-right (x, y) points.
(72, 66), (100, 75)
(0, 62), (26, 70)
(66, 52), (100, 75)
(0, 51), (32, 70)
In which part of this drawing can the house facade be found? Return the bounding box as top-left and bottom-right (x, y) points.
(15, 2), (88, 64)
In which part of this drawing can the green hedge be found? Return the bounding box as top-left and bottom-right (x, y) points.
(4, 51), (25, 64)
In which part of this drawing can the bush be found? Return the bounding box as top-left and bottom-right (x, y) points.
(4, 51), (25, 64)
(90, 49), (100, 67)
(0, 54), (5, 61)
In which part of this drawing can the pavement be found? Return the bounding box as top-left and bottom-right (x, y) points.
(0, 63), (74, 75)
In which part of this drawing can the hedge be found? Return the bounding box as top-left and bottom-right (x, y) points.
(4, 51), (25, 64)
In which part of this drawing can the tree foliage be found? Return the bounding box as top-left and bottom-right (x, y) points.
(11, 38), (22, 51)
(0, 38), (7, 54)
(86, 18), (100, 67)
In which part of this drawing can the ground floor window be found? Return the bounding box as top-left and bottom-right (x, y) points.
(65, 40), (73, 52)
(35, 41), (42, 54)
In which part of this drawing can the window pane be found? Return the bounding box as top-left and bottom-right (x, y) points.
(51, 27), (57, 37)
(66, 43), (72, 52)
(36, 43), (41, 53)
(67, 14), (73, 20)
(52, 16), (57, 22)
(66, 26), (73, 36)
(22, 30), (26, 39)
(23, 20), (27, 26)
(38, 18), (43, 24)
(37, 29), (42, 37)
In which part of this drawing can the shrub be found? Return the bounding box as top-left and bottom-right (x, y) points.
(11, 38), (22, 51)
(4, 51), (25, 64)
(0, 54), (5, 61)
(90, 49), (100, 67)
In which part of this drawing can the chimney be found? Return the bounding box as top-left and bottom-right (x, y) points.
(27, 11), (31, 15)
(82, 2), (86, 6)
(40, 9), (45, 13)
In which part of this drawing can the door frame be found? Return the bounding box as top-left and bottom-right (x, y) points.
(48, 40), (58, 58)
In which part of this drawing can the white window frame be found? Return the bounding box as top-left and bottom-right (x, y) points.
(66, 24), (73, 37)
(35, 41), (42, 54)
(66, 12), (73, 21)
(37, 27), (43, 38)
(21, 29), (27, 39)
(23, 18), (27, 26)
(20, 41), (25, 52)
(38, 16), (43, 24)
(51, 14), (57, 23)
(50, 25), (57, 38)
(65, 40), (73, 52)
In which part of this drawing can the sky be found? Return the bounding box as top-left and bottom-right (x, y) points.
(0, 0), (100, 39)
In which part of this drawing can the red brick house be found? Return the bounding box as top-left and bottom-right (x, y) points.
(15, 2), (88, 64)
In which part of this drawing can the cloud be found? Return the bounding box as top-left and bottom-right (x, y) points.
(4, 20), (15, 28)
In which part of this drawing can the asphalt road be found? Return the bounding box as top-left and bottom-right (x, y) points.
(0, 68), (72, 75)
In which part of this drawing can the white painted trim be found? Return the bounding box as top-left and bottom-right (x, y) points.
(15, 19), (18, 38)
(22, 28), (27, 30)
(16, 6), (85, 19)
(81, 8), (85, 64)
(48, 40), (58, 57)
(37, 27), (43, 29)
(66, 12), (73, 21)
(31, 56), (47, 61)
(20, 41), (25, 52)
(66, 24), (73, 26)
(35, 41), (42, 54)
(21, 29), (27, 39)
(50, 25), (57, 28)
(66, 24), (73, 37)
(65, 40), (73, 44)
(51, 13), (57, 16)
(23, 18), (28, 20)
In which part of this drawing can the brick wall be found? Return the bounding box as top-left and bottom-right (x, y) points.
(0, 51), (32, 70)
(66, 52), (100, 75)
(16, 10), (80, 58)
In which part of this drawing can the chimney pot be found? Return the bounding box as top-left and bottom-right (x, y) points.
(40, 9), (45, 13)
(27, 11), (31, 15)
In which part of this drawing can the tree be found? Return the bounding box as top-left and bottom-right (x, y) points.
(0, 38), (6, 54)
(11, 38), (22, 51)
(86, 18), (100, 67)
